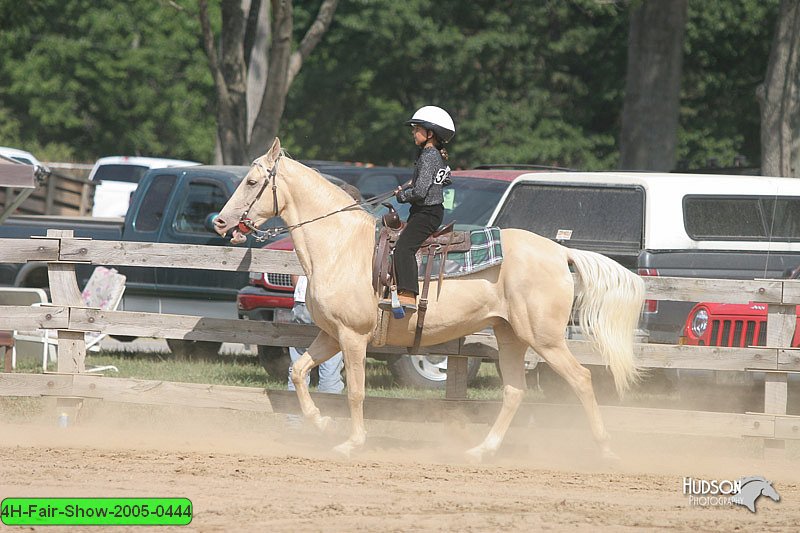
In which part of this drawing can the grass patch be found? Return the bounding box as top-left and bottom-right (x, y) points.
(12, 349), (512, 401)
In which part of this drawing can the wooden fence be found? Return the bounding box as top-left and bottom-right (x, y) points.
(1, 165), (94, 217)
(0, 230), (799, 447)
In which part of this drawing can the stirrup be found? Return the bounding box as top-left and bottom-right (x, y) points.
(388, 287), (406, 319)
(399, 300), (417, 312)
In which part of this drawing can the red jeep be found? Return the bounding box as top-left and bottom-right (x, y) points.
(681, 267), (800, 347)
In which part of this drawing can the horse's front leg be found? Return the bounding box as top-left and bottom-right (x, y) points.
(290, 331), (340, 432)
(332, 332), (370, 458)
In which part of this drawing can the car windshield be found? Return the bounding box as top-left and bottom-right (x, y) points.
(372, 177), (511, 230)
(94, 164), (150, 183)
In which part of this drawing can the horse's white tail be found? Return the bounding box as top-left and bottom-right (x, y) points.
(566, 248), (645, 395)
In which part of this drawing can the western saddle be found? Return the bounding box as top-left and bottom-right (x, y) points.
(372, 204), (472, 352)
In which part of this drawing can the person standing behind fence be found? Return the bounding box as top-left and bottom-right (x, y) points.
(287, 273), (345, 393)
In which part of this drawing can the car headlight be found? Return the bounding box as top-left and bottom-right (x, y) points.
(691, 308), (709, 337)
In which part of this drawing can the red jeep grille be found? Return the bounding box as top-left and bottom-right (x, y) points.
(708, 319), (767, 347)
(266, 273), (293, 288)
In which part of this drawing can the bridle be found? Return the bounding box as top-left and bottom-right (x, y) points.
(235, 155), (398, 243)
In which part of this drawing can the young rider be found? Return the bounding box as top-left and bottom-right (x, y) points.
(381, 105), (455, 312)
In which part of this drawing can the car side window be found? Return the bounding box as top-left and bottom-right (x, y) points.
(684, 195), (800, 240)
(173, 180), (228, 234)
(355, 173), (401, 199)
(133, 174), (177, 232)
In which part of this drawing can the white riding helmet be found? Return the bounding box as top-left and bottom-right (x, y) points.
(406, 105), (456, 143)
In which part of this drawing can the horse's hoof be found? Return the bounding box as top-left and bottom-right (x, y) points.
(315, 415), (333, 433)
(464, 446), (484, 464)
(332, 441), (353, 458)
(601, 448), (622, 465)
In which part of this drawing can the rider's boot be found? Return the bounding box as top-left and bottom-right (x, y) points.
(397, 290), (417, 312)
(378, 288), (416, 314)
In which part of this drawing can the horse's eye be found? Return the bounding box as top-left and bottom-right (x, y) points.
(247, 179), (258, 186)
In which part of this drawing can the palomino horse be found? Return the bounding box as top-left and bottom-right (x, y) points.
(214, 138), (645, 461)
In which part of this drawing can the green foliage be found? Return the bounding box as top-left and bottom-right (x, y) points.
(283, 0), (628, 169)
(0, 0), (215, 163)
(678, 0), (779, 169)
(0, 0), (785, 171)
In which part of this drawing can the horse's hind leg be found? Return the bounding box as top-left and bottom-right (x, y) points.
(534, 340), (617, 461)
(291, 331), (341, 432)
(466, 321), (527, 463)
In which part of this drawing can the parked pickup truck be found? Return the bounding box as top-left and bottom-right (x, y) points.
(487, 171), (800, 345)
(0, 165), (267, 357)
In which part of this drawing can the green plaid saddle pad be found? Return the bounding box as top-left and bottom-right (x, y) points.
(418, 227), (503, 279)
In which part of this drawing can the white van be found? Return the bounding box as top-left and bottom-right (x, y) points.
(89, 156), (200, 217)
(487, 171), (800, 343)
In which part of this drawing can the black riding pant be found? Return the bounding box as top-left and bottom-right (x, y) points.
(394, 204), (444, 295)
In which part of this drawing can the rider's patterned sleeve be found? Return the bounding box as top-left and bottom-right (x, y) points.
(397, 148), (438, 204)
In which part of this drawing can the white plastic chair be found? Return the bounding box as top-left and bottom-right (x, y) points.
(0, 287), (49, 370)
(14, 266), (126, 372)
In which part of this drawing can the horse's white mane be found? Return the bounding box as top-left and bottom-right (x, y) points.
(268, 149), (376, 231)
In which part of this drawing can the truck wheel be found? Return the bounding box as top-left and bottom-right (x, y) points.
(167, 339), (222, 360)
(257, 346), (292, 381)
(534, 364), (620, 404)
(675, 370), (763, 412)
(257, 346), (319, 385)
(388, 354), (481, 389)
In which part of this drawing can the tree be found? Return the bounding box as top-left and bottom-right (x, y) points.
(198, 0), (339, 164)
(619, 0), (688, 171)
(0, 0), (215, 163)
(758, 0), (800, 177)
(281, 0), (629, 169)
(678, 1), (777, 171)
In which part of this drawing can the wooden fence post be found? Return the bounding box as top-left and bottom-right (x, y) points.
(45, 229), (86, 374)
(765, 303), (794, 415)
(445, 356), (470, 400)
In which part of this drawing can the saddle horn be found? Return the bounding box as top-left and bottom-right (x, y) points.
(381, 202), (402, 230)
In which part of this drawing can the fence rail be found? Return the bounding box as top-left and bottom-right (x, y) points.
(0, 232), (798, 445)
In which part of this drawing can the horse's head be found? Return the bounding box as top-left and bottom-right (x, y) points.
(214, 137), (283, 244)
(760, 479), (781, 502)
(739, 476), (781, 502)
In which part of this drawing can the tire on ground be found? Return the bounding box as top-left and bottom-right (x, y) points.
(534, 364), (621, 404)
(167, 339), (222, 360)
(388, 354), (482, 389)
(257, 345), (319, 385)
(258, 346), (292, 381)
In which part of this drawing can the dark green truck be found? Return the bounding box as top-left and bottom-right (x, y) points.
(0, 165), (255, 356)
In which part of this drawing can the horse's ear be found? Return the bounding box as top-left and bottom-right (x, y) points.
(268, 137), (281, 161)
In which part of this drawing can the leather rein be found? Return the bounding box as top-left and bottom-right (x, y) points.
(236, 155), (397, 243)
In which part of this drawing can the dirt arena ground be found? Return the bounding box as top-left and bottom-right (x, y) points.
(1, 400), (799, 532)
